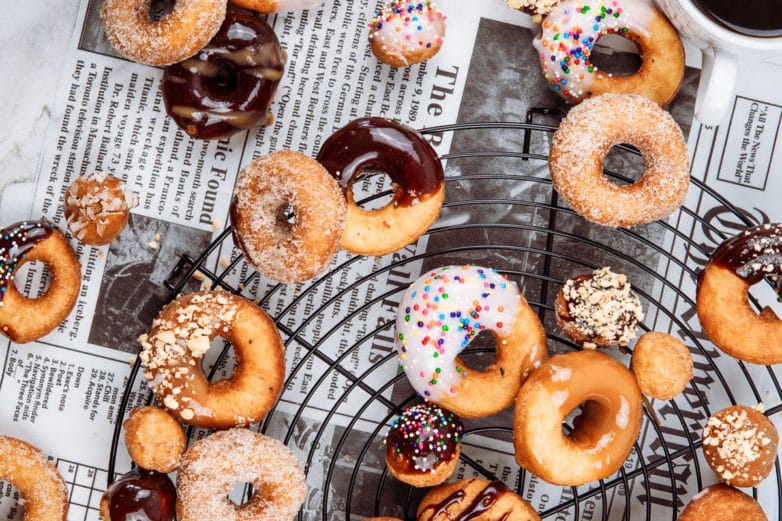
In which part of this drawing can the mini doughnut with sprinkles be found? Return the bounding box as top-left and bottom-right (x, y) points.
(0, 221), (81, 344)
(369, 1), (447, 67)
(395, 265), (547, 418)
(385, 402), (463, 487)
(533, 0), (685, 106)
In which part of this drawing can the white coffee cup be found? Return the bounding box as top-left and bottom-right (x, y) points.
(655, 0), (782, 126)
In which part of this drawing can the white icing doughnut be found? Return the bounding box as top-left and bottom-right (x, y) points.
(369, 2), (447, 67)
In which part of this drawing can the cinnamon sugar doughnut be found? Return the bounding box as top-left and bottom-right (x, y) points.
(100, 0), (226, 66)
(230, 151), (346, 283)
(549, 93), (690, 227)
(0, 435), (68, 521)
(417, 479), (541, 521)
(696, 223), (782, 364)
(0, 221), (81, 344)
(229, 0), (320, 12)
(368, 2), (447, 68)
(677, 484), (768, 521)
(138, 291), (285, 429)
(64, 172), (138, 246)
(702, 405), (778, 488)
(631, 332), (692, 400)
(123, 406), (186, 473)
(513, 350), (643, 485)
(176, 429), (306, 521)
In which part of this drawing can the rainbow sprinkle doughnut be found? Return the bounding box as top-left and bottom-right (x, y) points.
(368, 1), (447, 67)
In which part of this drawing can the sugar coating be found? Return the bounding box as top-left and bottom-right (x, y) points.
(100, 0), (227, 66)
(396, 265), (522, 400)
(176, 429), (306, 521)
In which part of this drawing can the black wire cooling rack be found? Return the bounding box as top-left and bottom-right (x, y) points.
(108, 114), (782, 521)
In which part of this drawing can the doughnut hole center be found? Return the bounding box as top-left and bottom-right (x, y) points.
(275, 203), (296, 227)
(460, 330), (498, 371)
(563, 399), (612, 447)
(200, 336), (238, 380)
(203, 60), (240, 100)
(0, 484), (25, 518)
(148, 0), (176, 22)
(13, 260), (51, 299)
(589, 34), (641, 76)
(602, 144), (645, 186)
(228, 482), (253, 506)
(350, 169), (395, 210)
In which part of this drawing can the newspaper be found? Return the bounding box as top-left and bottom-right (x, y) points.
(1, 0), (781, 520)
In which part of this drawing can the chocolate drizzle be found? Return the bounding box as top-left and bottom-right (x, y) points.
(420, 480), (509, 521)
(386, 403), (463, 473)
(315, 117), (444, 207)
(102, 468), (176, 521)
(710, 223), (782, 295)
(0, 221), (54, 305)
(162, 12), (285, 140)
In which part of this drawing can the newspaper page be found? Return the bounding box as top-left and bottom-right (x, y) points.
(1, 0), (781, 520)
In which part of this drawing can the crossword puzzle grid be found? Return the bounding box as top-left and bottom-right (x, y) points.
(56, 459), (106, 521)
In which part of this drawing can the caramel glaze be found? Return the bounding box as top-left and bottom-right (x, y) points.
(162, 12), (285, 140)
(708, 223), (782, 295)
(315, 117), (444, 207)
(0, 221), (54, 303)
(419, 480), (510, 521)
(102, 468), (176, 521)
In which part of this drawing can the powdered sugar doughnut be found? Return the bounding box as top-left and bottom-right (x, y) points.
(176, 429), (306, 521)
(369, 1), (447, 67)
(100, 0), (226, 66)
(395, 265), (547, 418)
(549, 93), (690, 227)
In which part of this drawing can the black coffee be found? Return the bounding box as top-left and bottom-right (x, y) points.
(691, 0), (782, 37)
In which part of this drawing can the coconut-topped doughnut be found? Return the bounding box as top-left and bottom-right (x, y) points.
(369, 1), (447, 67)
(549, 93), (690, 227)
(100, 0), (227, 66)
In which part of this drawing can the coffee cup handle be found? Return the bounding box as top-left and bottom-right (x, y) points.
(695, 48), (738, 127)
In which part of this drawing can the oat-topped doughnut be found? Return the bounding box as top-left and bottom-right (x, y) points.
(176, 429), (306, 521)
(697, 223), (782, 364)
(677, 484), (768, 521)
(100, 0), (227, 66)
(556, 267), (644, 348)
(138, 291), (285, 429)
(549, 93), (690, 227)
(230, 150), (346, 283)
(65, 172), (138, 246)
(0, 435), (68, 521)
(702, 405), (778, 488)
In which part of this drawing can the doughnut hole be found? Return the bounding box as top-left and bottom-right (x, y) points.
(350, 169), (395, 210)
(0, 484), (25, 519)
(149, 0), (176, 21)
(200, 336), (239, 378)
(602, 144), (645, 186)
(589, 33), (641, 77)
(13, 260), (52, 299)
(459, 330), (498, 371)
(228, 482), (253, 506)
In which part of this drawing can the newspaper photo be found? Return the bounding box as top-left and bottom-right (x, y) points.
(1, 0), (781, 520)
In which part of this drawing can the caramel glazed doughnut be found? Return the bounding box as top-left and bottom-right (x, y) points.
(176, 429), (306, 521)
(514, 350), (643, 486)
(100, 0), (226, 66)
(417, 479), (541, 521)
(316, 117), (445, 256)
(697, 223), (782, 364)
(0, 435), (69, 521)
(138, 291), (285, 429)
(549, 93), (690, 227)
(533, 0), (685, 106)
(0, 221), (80, 344)
(396, 265), (547, 418)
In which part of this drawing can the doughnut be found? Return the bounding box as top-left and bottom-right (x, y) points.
(0, 435), (68, 521)
(100, 0), (226, 66)
(417, 479), (541, 521)
(513, 349), (643, 485)
(702, 405), (778, 487)
(138, 291), (285, 429)
(123, 406), (186, 473)
(230, 150), (346, 283)
(64, 172), (138, 246)
(555, 267), (644, 348)
(677, 484), (768, 521)
(533, 0), (685, 106)
(385, 403), (463, 487)
(229, 0), (320, 12)
(316, 117), (445, 256)
(696, 223), (782, 365)
(549, 93), (690, 227)
(176, 428), (306, 521)
(631, 332), (692, 400)
(0, 221), (81, 344)
(506, 0), (561, 21)
(162, 12), (285, 140)
(395, 265), (547, 419)
(100, 468), (176, 521)
(368, 2), (447, 68)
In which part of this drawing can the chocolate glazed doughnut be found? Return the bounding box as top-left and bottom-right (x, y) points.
(697, 223), (782, 364)
(316, 117), (445, 256)
(162, 12), (285, 140)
